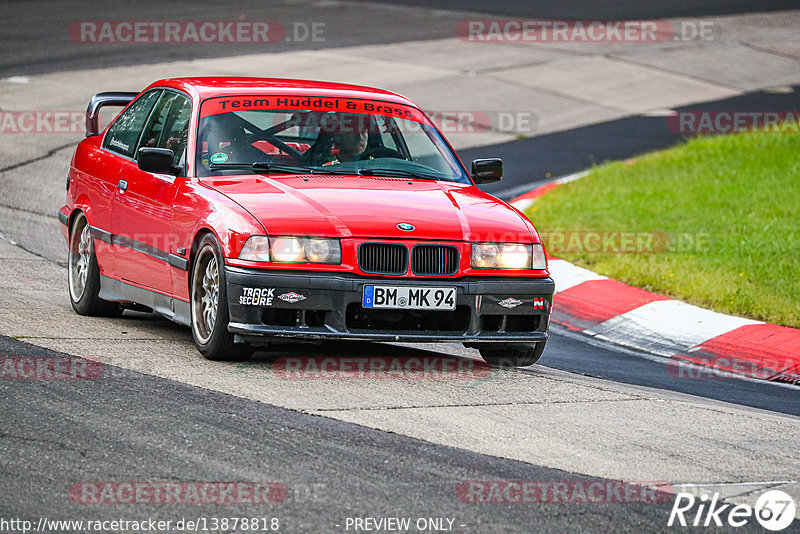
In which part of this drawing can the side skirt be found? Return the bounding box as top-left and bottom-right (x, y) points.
(99, 275), (191, 326)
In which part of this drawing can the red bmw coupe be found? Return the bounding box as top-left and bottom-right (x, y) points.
(60, 77), (554, 365)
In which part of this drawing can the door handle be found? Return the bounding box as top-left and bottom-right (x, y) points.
(118, 179), (128, 191)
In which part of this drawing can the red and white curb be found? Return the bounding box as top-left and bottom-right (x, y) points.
(510, 175), (800, 385)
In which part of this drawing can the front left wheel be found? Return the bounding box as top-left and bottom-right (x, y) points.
(476, 342), (546, 368)
(190, 234), (253, 361)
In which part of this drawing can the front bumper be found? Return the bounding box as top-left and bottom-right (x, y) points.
(225, 267), (554, 344)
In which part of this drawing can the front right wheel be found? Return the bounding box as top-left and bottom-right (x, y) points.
(190, 234), (252, 361)
(477, 342), (546, 368)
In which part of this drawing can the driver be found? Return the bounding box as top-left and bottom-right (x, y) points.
(325, 114), (370, 165)
(335, 124), (369, 162)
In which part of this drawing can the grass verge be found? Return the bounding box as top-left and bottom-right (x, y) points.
(526, 129), (800, 328)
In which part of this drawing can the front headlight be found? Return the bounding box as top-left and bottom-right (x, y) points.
(270, 237), (305, 262)
(270, 236), (341, 264)
(239, 236), (342, 264)
(471, 243), (539, 269)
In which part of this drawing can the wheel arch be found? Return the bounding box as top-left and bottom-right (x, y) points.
(187, 227), (220, 289)
(69, 195), (94, 231)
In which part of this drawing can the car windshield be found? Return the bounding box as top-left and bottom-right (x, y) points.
(195, 95), (470, 183)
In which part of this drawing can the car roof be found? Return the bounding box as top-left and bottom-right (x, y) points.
(144, 77), (418, 107)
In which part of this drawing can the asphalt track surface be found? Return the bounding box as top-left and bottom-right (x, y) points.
(545, 326), (800, 417)
(2, 2), (799, 533)
(0, 0), (471, 77)
(0, 336), (693, 533)
(361, 0), (800, 20)
(3, 0), (798, 77)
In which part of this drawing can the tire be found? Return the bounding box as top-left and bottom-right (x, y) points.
(477, 342), (546, 368)
(68, 213), (122, 317)
(190, 234), (253, 361)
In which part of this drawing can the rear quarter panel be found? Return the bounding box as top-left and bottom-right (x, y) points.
(68, 136), (121, 275)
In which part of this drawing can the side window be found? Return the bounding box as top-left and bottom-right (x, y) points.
(378, 116), (402, 152)
(138, 92), (192, 166)
(103, 90), (160, 158)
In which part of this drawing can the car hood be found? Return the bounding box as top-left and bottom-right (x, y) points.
(200, 174), (534, 242)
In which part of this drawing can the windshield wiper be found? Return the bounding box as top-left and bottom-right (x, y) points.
(209, 162), (318, 174)
(356, 168), (441, 180)
(209, 162), (442, 180)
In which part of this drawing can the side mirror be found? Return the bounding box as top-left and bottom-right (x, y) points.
(471, 158), (503, 184)
(138, 147), (179, 175)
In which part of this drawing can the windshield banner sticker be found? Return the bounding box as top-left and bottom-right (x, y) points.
(200, 95), (427, 123)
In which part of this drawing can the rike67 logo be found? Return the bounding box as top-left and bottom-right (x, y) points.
(668, 490), (795, 531)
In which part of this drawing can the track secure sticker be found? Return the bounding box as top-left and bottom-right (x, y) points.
(209, 152), (228, 164)
(240, 288), (274, 306)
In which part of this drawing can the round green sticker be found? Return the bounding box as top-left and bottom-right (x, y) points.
(210, 152), (228, 164)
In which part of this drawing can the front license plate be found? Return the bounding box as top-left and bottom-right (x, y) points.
(363, 285), (456, 310)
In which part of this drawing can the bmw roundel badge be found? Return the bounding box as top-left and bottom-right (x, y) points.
(397, 223), (415, 231)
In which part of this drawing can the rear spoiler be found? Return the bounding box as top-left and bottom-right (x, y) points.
(85, 91), (139, 137)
